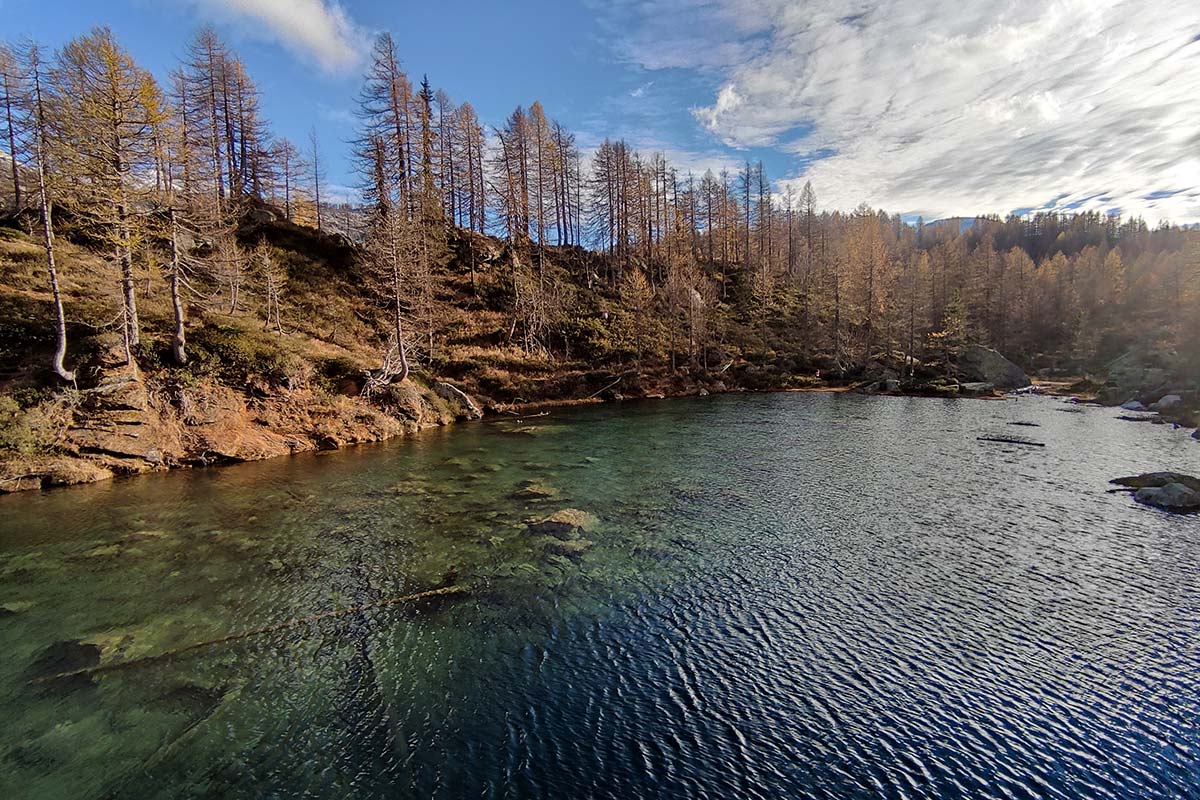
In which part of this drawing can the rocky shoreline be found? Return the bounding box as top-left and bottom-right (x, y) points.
(2, 342), (1195, 496)
(0, 347), (481, 494)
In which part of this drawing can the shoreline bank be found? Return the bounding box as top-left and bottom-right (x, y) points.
(6, 377), (1193, 497)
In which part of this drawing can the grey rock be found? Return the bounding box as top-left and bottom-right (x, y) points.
(1193, 428), (1200, 440)
(957, 345), (1030, 390)
(1112, 472), (1200, 492)
(1134, 483), (1200, 512)
(959, 381), (996, 396)
(1120, 400), (1147, 411)
(1150, 394), (1183, 411)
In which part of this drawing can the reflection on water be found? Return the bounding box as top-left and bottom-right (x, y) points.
(1, 394), (1198, 799)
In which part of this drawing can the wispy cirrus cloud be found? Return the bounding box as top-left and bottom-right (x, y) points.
(186, 0), (368, 73)
(610, 0), (1200, 223)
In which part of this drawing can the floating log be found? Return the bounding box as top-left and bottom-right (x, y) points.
(30, 585), (467, 685)
(977, 436), (1046, 448)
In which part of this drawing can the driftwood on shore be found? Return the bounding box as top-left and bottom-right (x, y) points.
(30, 585), (467, 685)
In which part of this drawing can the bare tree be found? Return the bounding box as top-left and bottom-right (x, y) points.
(0, 45), (23, 211)
(23, 42), (73, 381)
(308, 126), (323, 230)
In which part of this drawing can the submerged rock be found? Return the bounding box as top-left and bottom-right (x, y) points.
(28, 640), (101, 681)
(541, 538), (594, 558)
(151, 683), (228, 718)
(1193, 429), (1199, 441)
(526, 509), (598, 539)
(0, 600), (33, 616)
(511, 480), (561, 501)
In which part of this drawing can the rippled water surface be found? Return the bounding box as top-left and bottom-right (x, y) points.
(2, 393), (1199, 799)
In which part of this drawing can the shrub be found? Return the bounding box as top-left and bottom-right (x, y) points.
(0, 392), (75, 454)
(186, 322), (309, 387)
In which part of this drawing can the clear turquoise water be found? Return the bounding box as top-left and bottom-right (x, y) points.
(1, 393), (1198, 799)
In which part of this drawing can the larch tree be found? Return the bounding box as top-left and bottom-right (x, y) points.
(55, 27), (166, 362)
(358, 33), (412, 218)
(618, 267), (654, 365)
(355, 60), (411, 389)
(308, 127), (323, 230)
(156, 76), (190, 364)
(271, 137), (301, 221)
(23, 42), (74, 381)
(1, 44), (24, 211)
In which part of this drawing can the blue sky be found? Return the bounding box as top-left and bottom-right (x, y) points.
(4, 0), (1199, 223)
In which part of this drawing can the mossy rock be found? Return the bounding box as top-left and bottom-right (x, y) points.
(511, 480), (561, 501)
(525, 509), (598, 539)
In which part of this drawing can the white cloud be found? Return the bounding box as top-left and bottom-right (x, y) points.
(618, 0), (1200, 223)
(191, 0), (367, 73)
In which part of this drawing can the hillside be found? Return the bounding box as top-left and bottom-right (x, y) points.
(0, 206), (786, 492)
(2, 200), (1198, 492)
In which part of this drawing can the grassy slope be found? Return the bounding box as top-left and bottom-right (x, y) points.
(0, 206), (776, 490)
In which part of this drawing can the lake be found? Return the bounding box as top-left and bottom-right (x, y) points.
(1, 393), (1198, 799)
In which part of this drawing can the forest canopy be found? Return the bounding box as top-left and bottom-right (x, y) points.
(0, 26), (1197, 394)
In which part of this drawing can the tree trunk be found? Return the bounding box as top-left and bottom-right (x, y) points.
(2, 74), (20, 211)
(29, 50), (71, 382)
(167, 207), (187, 364)
(39, 198), (73, 382)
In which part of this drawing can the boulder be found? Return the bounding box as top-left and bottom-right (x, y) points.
(1120, 400), (1147, 411)
(1134, 483), (1200, 513)
(1193, 429), (1200, 441)
(1150, 394), (1183, 411)
(245, 207), (278, 224)
(1105, 349), (1178, 400)
(525, 509), (597, 539)
(1111, 472), (1200, 493)
(957, 345), (1030, 390)
(959, 382), (996, 396)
